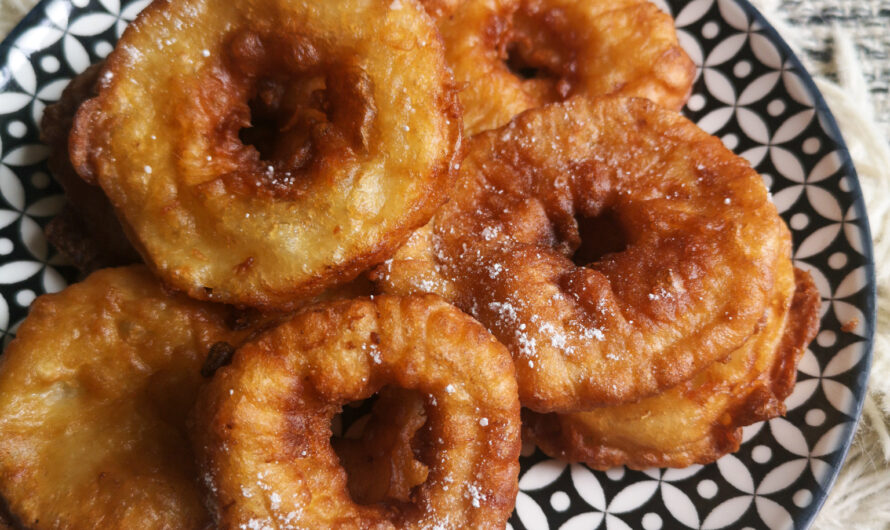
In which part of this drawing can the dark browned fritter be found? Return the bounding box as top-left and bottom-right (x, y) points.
(524, 268), (820, 469)
(375, 96), (796, 413)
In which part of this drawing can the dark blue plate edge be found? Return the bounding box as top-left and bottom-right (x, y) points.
(0, 1), (880, 529)
(736, 1), (878, 529)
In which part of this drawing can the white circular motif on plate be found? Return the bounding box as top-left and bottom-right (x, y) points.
(642, 512), (663, 530)
(550, 491), (570, 512)
(767, 99), (786, 116)
(702, 21), (720, 39)
(39, 55), (60, 73)
(94, 41), (113, 57)
(751, 445), (772, 464)
(15, 289), (35, 307)
(794, 489), (813, 508)
(761, 172), (773, 189)
(817, 330), (837, 347)
(806, 409), (826, 427)
(733, 60), (751, 77)
(687, 93), (706, 111)
(790, 212), (809, 230)
(697, 479), (718, 499)
(828, 252), (848, 269)
(605, 467), (625, 481)
(7, 121), (27, 138)
(721, 133), (738, 150)
(803, 137), (821, 154)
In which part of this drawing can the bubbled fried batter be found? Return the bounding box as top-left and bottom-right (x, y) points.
(70, 0), (461, 310)
(375, 96), (794, 412)
(0, 267), (254, 529)
(421, 0), (694, 134)
(191, 295), (520, 529)
(524, 268), (820, 469)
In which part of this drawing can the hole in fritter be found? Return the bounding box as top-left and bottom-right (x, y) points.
(506, 42), (543, 80)
(331, 386), (430, 506)
(571, 210), (629, 267)
(503, 9), (574, 98)
(238, 76), (328, 169)
(222, 30), (378, 199)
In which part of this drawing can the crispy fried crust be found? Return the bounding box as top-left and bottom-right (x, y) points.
(191, 295), (521, 529)
(374, 96), (792, 412)
(40, 63), (140, 272)
(524, 268), (820, 469)
(69, 0), (462, 310)
(423, 0), (694, 134)
(0, 266), (255, 529)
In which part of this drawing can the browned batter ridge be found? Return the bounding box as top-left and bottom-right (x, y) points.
(375, 96), (793, 412)
(191, 295), (521, 529)
(524, 268), (820, 469)
(70, 0), (461, 310)
(421, 0), (695, 134)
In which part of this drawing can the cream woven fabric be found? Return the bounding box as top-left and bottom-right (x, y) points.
(1, 0), (888, 528)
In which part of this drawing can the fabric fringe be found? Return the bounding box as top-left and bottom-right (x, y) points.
(0, 0), (34, 37)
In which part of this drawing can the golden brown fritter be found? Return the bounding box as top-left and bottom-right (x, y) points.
(422, 0), (694, 134)
(69, 0), (461, 310)
(375, 96), (793, 412)
(524, 268), (821, 469)
(0, 266), (254, 529)
(191, 295), (521, 529)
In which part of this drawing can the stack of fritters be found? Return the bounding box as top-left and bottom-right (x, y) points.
(0, 0), (819, 527)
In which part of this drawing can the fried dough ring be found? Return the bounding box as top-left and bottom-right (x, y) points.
(524, 268), (820, 469)
(191, 295), (520, 529)
(374, 97), (791, 412)
(70, 0), (461, 310)
(424, 0), (694, 134)
(0, 266), (252, 529)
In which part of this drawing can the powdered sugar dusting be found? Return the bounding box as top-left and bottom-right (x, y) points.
(362, 341), (382, 364)
(241, 519), (272, 530)
(465, 483), (488, 509)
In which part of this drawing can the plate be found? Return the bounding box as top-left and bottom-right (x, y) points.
(0, 0), (876, 528)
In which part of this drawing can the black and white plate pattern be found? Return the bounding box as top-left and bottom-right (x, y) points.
(0, 0), (876, 528)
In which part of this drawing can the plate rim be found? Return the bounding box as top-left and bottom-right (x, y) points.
(0, 0), (879, 528)
(731, 0), (878, 527)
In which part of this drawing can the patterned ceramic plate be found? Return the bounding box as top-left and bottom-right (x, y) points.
(0, 0), (876, 528)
